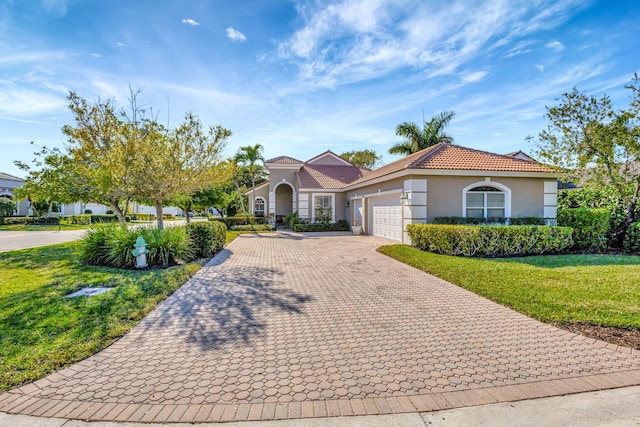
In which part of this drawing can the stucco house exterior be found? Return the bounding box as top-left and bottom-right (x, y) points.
(0, 172), (29, 215)
(247, 143), (558, 244)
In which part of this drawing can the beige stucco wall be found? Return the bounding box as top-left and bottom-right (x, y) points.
(267, 169), (298, 192)
(344, 173), (549, 225)
(426, 175), (545, 221)
(247, 185), (269, 215)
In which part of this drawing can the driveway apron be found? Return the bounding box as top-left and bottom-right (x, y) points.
(1, 232), (640, 423)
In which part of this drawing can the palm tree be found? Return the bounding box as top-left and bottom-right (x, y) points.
(235, 144), (265, 218)
(388, 111), (456, 155)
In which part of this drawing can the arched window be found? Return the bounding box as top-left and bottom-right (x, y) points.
(254, 197), (265, 216)
(462, 182), (511, 218)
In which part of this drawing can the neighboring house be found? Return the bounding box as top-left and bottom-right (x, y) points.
(0, 171), (181, 217)
(247, 143), (558, 244)
(0, 172), (29, 215)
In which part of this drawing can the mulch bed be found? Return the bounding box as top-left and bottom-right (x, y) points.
(557, 322), (640, 350)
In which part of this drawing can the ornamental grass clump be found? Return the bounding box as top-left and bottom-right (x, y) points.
(407, 224), (573, 257)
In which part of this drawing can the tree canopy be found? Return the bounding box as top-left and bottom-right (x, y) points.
(388, 110), (455, 156)
(536, 75), (640, 244)
(15, 90), (232, 229)
(340, 149), (381, 169)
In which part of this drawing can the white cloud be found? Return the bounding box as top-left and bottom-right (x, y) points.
(535, 64), (545, 72)
(116, 42), (125, 47)
(545, 40), (565, 51)
(276, 0), (587, 89)
(90, 53), (102, 58)
(461, 71), (488, 83)
(0, 85), (66, 116)
(226, 27), (247, 42)
(182, 19), (200, 26)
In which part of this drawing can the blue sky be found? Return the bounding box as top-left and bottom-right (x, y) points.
(1, 0), (639, 177)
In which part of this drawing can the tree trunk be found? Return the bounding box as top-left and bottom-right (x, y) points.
(619, 183), (640, 246)
(155, 199), (164, 230)
(235, 180), (247, 217)
(109, 201), (128, 226)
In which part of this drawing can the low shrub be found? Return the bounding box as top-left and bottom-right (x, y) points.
(210, 216), (267, 227)
(293, 220), (349, 232)
(229, 224), (274, 231)
(284, 211), (299, 229)
(434, 216), (547, 225)
(90, 214), (119, 223)
(1, 216), (60, 225)
(186, 221), (227, 258)
(81, 224), (203, 268)
(67, 214), (92, 225)
(406, 224), (573, 257)
(129, 213), (155, 221)
(623, 222), (640, 254)
(557, 208), (610, 251)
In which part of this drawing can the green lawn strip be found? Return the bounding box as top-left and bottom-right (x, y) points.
(378, 245), (640, 330)
(0, 241), (205, 392)
(0, 224), (93, 231)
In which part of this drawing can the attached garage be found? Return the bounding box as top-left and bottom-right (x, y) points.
(368, 194), (402, 242)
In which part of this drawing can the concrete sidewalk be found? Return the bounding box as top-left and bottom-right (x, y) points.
(0, 229), (86, 252)
(1, 386), (639, 426)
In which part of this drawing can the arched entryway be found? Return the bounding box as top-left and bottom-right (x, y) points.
(273, 183), (294, 225)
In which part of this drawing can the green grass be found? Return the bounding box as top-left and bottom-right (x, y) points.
(378, 245), (640, 329)
(0, 241), (205, 392)
(0, 224), (93, 231)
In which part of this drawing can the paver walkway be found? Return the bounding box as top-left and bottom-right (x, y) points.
(1, 232), (640, 423)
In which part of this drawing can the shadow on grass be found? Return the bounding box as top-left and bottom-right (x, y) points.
(142, 265), (313, 351)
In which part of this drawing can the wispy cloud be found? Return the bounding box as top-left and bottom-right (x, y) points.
(276, 0), (588, 89)
(116, 42), (125, 47)
(182, 18), (199, 26)
(461, 71), (488, 83)
(0, 85), (66, 116)
(90, 53), (102, 58)
(545, 39), (565, 51)
(226, 27), (247, 42)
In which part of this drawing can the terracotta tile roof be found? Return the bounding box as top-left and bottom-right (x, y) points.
(265, 155), (303, 164)
(0, 172), (24, 182)
(297, 165), (370, 189)
(349, 143), (555, 186)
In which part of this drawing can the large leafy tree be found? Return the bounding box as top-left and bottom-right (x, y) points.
(536, 75), (640, 245)
(136, 113), (232, 229)
(340, 149), (381, 169)
(388, 111), (455, 155)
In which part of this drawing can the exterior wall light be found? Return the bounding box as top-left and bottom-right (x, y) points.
(345, 200), (350, 207)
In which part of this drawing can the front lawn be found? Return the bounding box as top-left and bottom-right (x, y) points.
(378, 245), (640, 330)
(0, 242), (205, 392)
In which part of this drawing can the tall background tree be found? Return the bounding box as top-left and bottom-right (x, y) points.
(389, 110), (455, 155)
(235, 144), (265, 216)
(535, 75), (640, 246)
(340, 149), (381, 169)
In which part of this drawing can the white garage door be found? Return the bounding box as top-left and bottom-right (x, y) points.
(369, 195), (402, 242)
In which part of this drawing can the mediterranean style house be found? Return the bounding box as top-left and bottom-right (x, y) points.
(246, 143), (558, 244)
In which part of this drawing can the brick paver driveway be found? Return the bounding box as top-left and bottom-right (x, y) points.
(2, 232), (640, 423)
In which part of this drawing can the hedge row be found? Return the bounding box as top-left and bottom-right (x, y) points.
(434, 216), (548, 225)
(293, 220), (349, 232)
(0, 214), (125, 225)
(407, 224), (574, 257)
(229, 224), (274, 231)
(210, 216), (267, 227)
(557, 208), (610, 251)
(80, 221), (227, 269)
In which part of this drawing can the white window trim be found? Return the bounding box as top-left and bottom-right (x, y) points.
(311, 193), (335, 222)
(462, 181), (511, 218)
(253, 196), (266, 216)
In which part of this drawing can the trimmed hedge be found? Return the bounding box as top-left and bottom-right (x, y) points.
(210, 216), (267, 227)
(0, 216), (60, 225)
(130, 213), (155, 221)
(185, 221), (227, 258)
(434, 216), (547, 225)
(293, 220), (349, 232)
(623, 222), (640, 254)
(407, 224), (574, 257)
(229, 224), (274, 231)
(557, 208), (610, 251)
